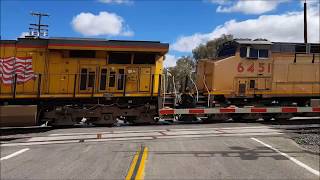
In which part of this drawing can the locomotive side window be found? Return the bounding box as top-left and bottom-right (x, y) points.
(133, 53), (156, 64)
(310, 45), (320, 53)
(88, 72), (95, 88)
(100, 69), (108, 91)
(249, 48), (258, 58)
(117, 69), (125, 90)
(109, 71), (116, 87)
(80, 68), (88, 90)
(109, 53), (131, 64)
(249, 80), (255, 89)
(295, 45), (307, 53)
(217, 45), (237, 58)
(258, 49), (269, 58)
(70, 50), (95, 58)
(240, 47), (247, 58)
(238, 83), (246, 95)
(244, 47), (269, 59)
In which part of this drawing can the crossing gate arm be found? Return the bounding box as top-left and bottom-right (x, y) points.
(159, 107), (320, 115)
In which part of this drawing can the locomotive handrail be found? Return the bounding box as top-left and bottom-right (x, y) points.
(162, 72), (166, 108)
(202, 75), (210, 107)
(165, 72), (178, 106)
(171, 74), (178, 106)
(189, 73), (199, 102)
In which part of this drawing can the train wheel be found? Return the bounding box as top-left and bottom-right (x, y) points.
(178, 114), (197, 122)
(231, 114), (244, 122)
(263, 117), (273, 121)
(132, 113), (157, 124)
(50, 115), (75, 127)
(262, 114), (274, 122)
(203, 114), (229, 123)
(274, 114), (293, 121)
(92, 113), (117, 127)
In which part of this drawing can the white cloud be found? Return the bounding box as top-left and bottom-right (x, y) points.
(212, 0), (287, 15)
(164, 54), (178, 67)
(207, 0), (230, 5)
(71, 11), (134, 36)
(19, 32), (29, 38)
(98, 0), (133, 5)
(172, 5), (320, 52)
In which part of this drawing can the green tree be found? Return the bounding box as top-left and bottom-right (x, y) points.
(192, 34), (233, 61)
(164, 56), (195, 93)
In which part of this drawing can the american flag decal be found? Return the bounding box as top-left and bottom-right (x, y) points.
(0, 57), (35, 84)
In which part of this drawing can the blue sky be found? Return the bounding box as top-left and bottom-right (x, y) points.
(1, 0), (319, 66)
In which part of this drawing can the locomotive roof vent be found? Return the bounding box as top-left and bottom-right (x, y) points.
(50, 37), (106, 41)
(235, 39), (272, 45)
(23, 35), (37, 39)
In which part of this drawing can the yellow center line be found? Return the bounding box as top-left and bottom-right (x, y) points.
(125, 146), (149, 180)
(136, 147), (149, 180)
(125, 150), (140, 180)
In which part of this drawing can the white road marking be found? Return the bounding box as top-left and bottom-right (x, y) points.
(86, 136), (154, 142)
(5, 124), (314, 147)
(157, 132), (283, 139)
(164, 129), (280, 136)
(0, 148), (29, 161)
(1, 125), (284, 147)
(1, 140), (78, 147)
(0, 137), (154, 147)
(251, 137), (320, 176)
(47, 126), (275, 137)
(169, 126), (272, 131)
(49, 129), (168, 136)
(46, 124), (319, 137)
(28, 132), (161, 142)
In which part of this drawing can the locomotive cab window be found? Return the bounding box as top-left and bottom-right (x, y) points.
(249, 48), (258, 59)
(88, 71), (95, 88)
(109, 71), (116, 87)
(295, 44), (307, 53)
(80, 68), (88, 90)
(70, 50), (96, 58)
(80, 68), (95, 90)
(108, 53), (131, 64)
(217, 45), (237, 58)
(249, 80), (255, 89)
(243, 47), (269, 59)
(100, 69), (108, 91)
(117, 69), (125, 90)
(240, 47), (247, 58)
(258, 49), (269, 58)
(310, 45), (320, 53)
(133, 53), (156, 64)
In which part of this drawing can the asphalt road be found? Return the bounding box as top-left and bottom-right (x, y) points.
(1, 122), (319, 180)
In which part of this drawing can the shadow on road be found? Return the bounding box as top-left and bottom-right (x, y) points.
(146, 146), (319, 160)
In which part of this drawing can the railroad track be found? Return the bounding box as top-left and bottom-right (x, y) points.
(1, 117), (319, 136)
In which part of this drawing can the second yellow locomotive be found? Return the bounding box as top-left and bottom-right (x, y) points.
(196, 39), (320, 107)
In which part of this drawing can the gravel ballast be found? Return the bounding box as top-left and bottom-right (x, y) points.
(291, 128), (320, 153)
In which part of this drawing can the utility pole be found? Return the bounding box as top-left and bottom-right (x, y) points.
(29, 12), (49, 38)
(304, 0), (307, 44)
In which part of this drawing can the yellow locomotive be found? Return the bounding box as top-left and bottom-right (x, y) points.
(195, 39), (320, 107)
(0, 37), (169, 126)
(158, 39), (320, 122)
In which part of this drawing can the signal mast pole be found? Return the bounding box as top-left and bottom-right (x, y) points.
(29, 12), (49, 38)
(304, 0), (308, 44)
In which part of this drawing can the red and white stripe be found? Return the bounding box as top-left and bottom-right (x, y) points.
(0, 57), (35, 84)
(159, 107), (320, 115)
